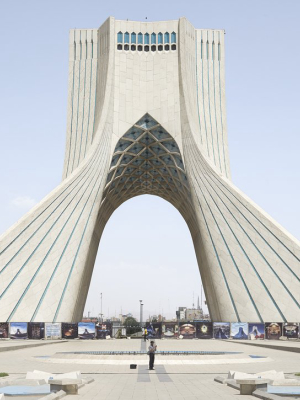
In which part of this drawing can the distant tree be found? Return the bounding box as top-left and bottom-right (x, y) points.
(124, 317), (141, 335)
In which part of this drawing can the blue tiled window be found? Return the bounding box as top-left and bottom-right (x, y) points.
(124, 32), (129, 44)
(131, 32), (136, 44)
(151, 33), (156, 44)
(117, 31), (123, 43)
(171, 32), (176, 43)
(164, 32), (169, 43)
(138, 32), (143, 44)
(158, 32), (163, 44)
(144, 33), (149, 44)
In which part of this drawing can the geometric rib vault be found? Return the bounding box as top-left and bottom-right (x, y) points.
(0, 17), (299, 323)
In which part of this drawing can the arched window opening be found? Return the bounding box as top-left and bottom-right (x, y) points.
(124, 44), (129, 51)
(164, 32), (169, 44)
(138, 45), (143, 51)
(144, 33), (149, 45)
(151, 33), (156, 44)
(117, 44), (122, 50)
(138, 32), (143, 44)
(144, 45), (149, 52)
(117, 31), (123, 43)
(131, 32), (136, 44)
(171, 32), (176, 43)
(151, 45), (156, 52)
(158, 32), (163, 44)
(165, 44), (170, 51)
(171, 44), (176, 50)
(158, 45), (163, 51)
(131, 45), (136, 51)
(124, 32), (129, 44)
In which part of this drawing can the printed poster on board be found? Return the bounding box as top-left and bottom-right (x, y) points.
(265, 322), (282, 340)
(10, 322), (28, 339)
(62, 323), (78, 339)
(248, 323), (265, 339)
(230, 323), (248, 339)
(144, 323), (161, 339)
(213, 322), (230, 339)
(96, 323), (112, 339)
(283, 323), (299, 339)
(28, 323), (45, 339)
(161, 322), (178, 339)
(0, 323), (9, 339)
(45, 323), (61, 340)
(179, 322), (196, 339)
(196, 322), (213, 339)
(78, 322), (95, 339)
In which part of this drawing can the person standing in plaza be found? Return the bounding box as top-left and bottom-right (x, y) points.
(148, 340), (157, 370)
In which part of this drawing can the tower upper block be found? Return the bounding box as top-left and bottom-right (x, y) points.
(0, 17), (299, 323)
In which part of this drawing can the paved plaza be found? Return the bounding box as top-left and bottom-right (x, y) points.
(0, 338), (299, 399)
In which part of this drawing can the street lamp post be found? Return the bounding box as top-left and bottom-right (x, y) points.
(139, 300), (143, 327)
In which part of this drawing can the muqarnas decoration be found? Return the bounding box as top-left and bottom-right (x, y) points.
(179, 322), (196, 339)
(0, 323), (9, 339)
(96, 323), (112, 339)
(283, 323), (299, 339)
(78, 322), (95, 339)
(28, 323), (45, 339)
(10, 322), (27, 339)
(62, 323), (78, 339)
(265, 322), (282, 340)
(248, 323), (265, 339)
(161, 322), (178, 338)
(196, 322), (212, 339)
(230, 323), (248, 339)
(213, 322), (230, 339)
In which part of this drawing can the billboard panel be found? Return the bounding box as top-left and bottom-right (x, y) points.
(283, 323), (299, 339)
(45, 323), (61, 339)
(0, 323), (9, 339)
(28, 323), (45, 339)
(265, 322), (282, 340)
(144, 323), (161, 339)
(78, 322), (95, 339)
(196, 322), (213, 339)
(213, 322), (230, 339)
(10, 322), (28, 339)
(62, 323), (78, 339)
(230, 323), (248, 339)
(179, 322), (196, 339)
(248, 323), (265, 339)
(96, 323), (112, 339)
(161, 322), (178, 339)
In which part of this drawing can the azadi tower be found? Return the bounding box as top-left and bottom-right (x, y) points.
(0, 17), (299, 323)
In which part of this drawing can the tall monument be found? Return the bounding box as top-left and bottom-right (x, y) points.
(0, 17), (299, 322)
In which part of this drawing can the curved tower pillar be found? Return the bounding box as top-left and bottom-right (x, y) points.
(0, 17), (299, 322)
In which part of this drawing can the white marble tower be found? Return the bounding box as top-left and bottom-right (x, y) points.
(0, 17), (299, 322)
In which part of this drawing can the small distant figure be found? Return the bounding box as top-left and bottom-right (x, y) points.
(144, 328), (148, 342)
(148, 340), (157, 370)
(16, 329), (21, 336)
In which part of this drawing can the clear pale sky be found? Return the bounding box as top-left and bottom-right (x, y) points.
(0, 0), (299, 321)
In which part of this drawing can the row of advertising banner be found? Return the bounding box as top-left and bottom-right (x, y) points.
(0, 322), (111, 340)
(145, 322), (300, 340)
(0, 321), (299, 340)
